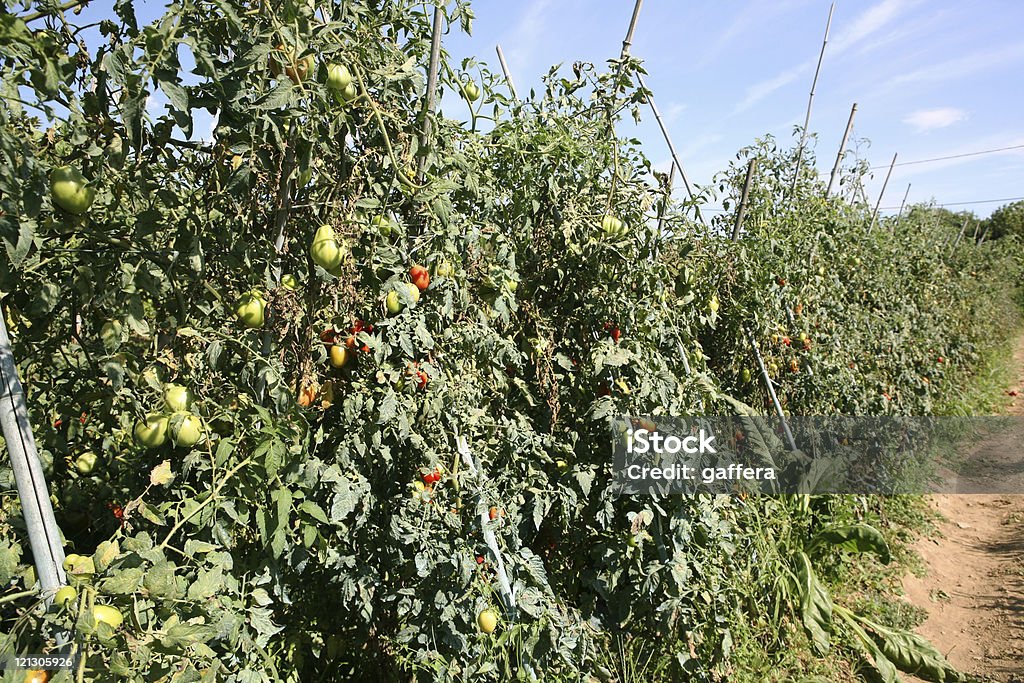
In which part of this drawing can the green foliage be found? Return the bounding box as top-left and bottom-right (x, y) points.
(984, 199), (1024, 240)
(0, 0), (1020, 681)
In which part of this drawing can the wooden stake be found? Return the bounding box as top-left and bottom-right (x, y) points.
(620, 0), (644, 59)
(827, 103), (858, 196)
(656, 163), (675, 235)
(637, 73), (701, 220)
(951, 217), (968, 249)
(790, 2), (835, 199)
(869, 152), (897, 232)
(495, 44), (518, 100)
(895, 183), (911, 228)
(732, 158), (758, 240)
(418, 4), (444, 180)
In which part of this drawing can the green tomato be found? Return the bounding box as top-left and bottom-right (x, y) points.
(170, 412), (204, 449)
(601, 214), (625, 237)
(477, 608), (498, 633)
(556, 459), (570, 473)
(370, 214), (394, 237)
(54, 585), (77, 607)
(50, 165), (95, 215)
(163, 384), (193, 412)
(741, 368), (752, 383)
(92, 604), (123, 629)
(325, 63), (352, 91)
(311, 224), (345, 271)
(707, 294), (720, 314)
(402, 281), (421, 305)
(74, 451), (98, 475)
(235, 290), (267, 328)
(385, 290), (403, 315)
(134, 413), (169, 449)
(462, 81), (481, 102)
(340, 82), (358, 102)
(435, 260), (453, 277)
(280, 274), (299, 290)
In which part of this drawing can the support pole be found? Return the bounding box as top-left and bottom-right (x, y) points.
(728, 235), (796, 449)
(418, 3), (444, 181)
(732, 158), (758, 240)
(637, 73), (701, 219)
(869, 152), (897, 232)
(790, 2), (835, 199)
(619, 0), (644, 60)
(494, 44), (518, 101)
(0, 307), (67, 608)
(826, 103), (857, 196)
(895, 183), (911, 228)
(656, 163), (675, 235)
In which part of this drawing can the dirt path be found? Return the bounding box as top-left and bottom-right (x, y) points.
(901, 338), (1024, 682)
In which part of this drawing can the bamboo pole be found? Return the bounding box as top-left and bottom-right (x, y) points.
(826, 103), (858, 196)
(951, 217), (968, 249)
(656, 163), (675, 235)
(972, 219), (981, 242)
(494, 44), (518, 100)
(418, 4), (444, 180)
(729, 235), (796, 449)
(869, 152), (897, 232)
(0, 307), (68, 619)
(790, 2), (835, 199)
(620, 0), (644, 60)
(732, 158), (758, 240)
(636, 73), (701, 217)
(895, 183), (911, 228)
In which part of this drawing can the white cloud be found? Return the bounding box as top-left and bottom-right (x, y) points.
(902, 107), (968, 132)
(830, 0), (914, 56)
(733, 0), (911, 114)
(884, 43), (1024, 89)
(662, 102), (688, 124)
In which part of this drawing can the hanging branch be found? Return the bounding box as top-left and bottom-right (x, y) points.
(732, 158), (758, 240)
(789, 2), (835, 200)
(869, 152), (897, 232)
(494, 44), (518, 100)
(826, 102), (858, 196)
(418, 3), (444, 181)
(656, 163), (675, 235)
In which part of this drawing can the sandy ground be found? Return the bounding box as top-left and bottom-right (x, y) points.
(901, 338), (1024, 682)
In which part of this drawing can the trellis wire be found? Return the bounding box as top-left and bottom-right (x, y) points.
(826, 103), (857, 196)
(789, 2), (835, 200)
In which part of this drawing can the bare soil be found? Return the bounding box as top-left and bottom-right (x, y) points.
(901, 338), (1024, 682)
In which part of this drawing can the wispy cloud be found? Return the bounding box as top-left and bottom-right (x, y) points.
(662, 102), (688, 124)
(500, 0), (556, 76)
(902, 107), (968, 132)
(829, 0), (914, 55)
(883, 43), (1024, 89)
(733, 0), (911, 114)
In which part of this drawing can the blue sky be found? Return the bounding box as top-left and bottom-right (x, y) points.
(74, 0), (1024, 218)
(439, 0), (1024, 218)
